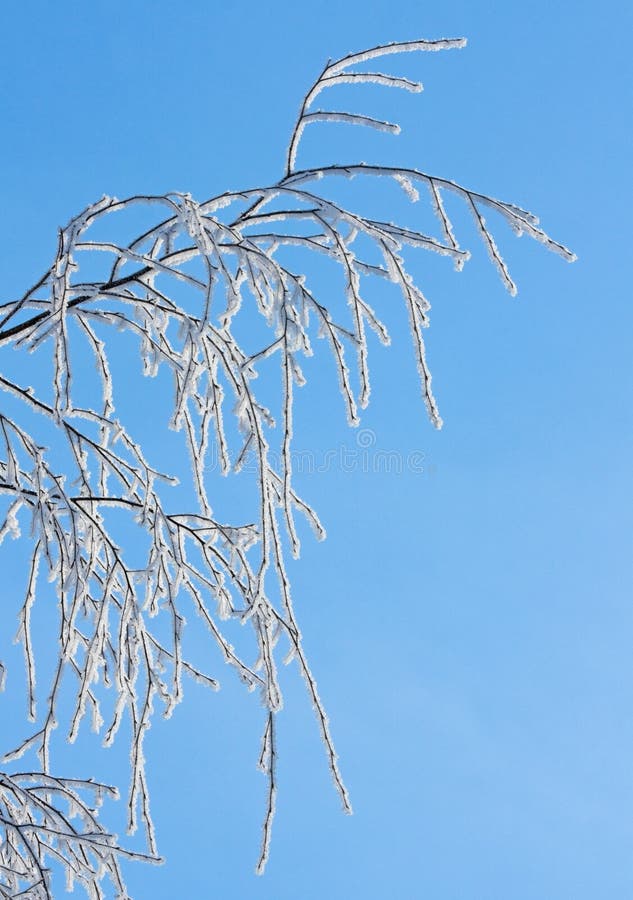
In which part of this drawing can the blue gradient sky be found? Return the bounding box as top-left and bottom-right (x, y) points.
(1, 2), (631, 898)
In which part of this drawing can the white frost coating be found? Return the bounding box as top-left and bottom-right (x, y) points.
(0, 33), (575, 895)
(326, 38), (467, 76)
(303, 110), (401, 135)
(394, 173), (420, 202)
(305, 71), (423, 109)
(375, 219), (469, 262)
(325, 71), (423, 93)
(467, 198), (517, 296)
(15, 543), (41, 722)
(286, 39), (464, 174)
(0, 771), (154, 898)
(0, 499), (22, 543)
(428, 179), (461, 266)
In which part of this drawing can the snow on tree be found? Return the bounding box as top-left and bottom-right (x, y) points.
(0, 38), (574, 898)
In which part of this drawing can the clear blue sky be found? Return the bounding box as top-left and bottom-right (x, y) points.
(1, 2), (631, 898)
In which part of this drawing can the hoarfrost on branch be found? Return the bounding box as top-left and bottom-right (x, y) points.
(0, 37), (574, 898)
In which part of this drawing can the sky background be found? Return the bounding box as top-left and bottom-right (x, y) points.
(1, 1), (632, 898)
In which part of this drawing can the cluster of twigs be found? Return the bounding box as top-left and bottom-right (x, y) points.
(0, 38), (573, 896)
(0, 772), (157, 899)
